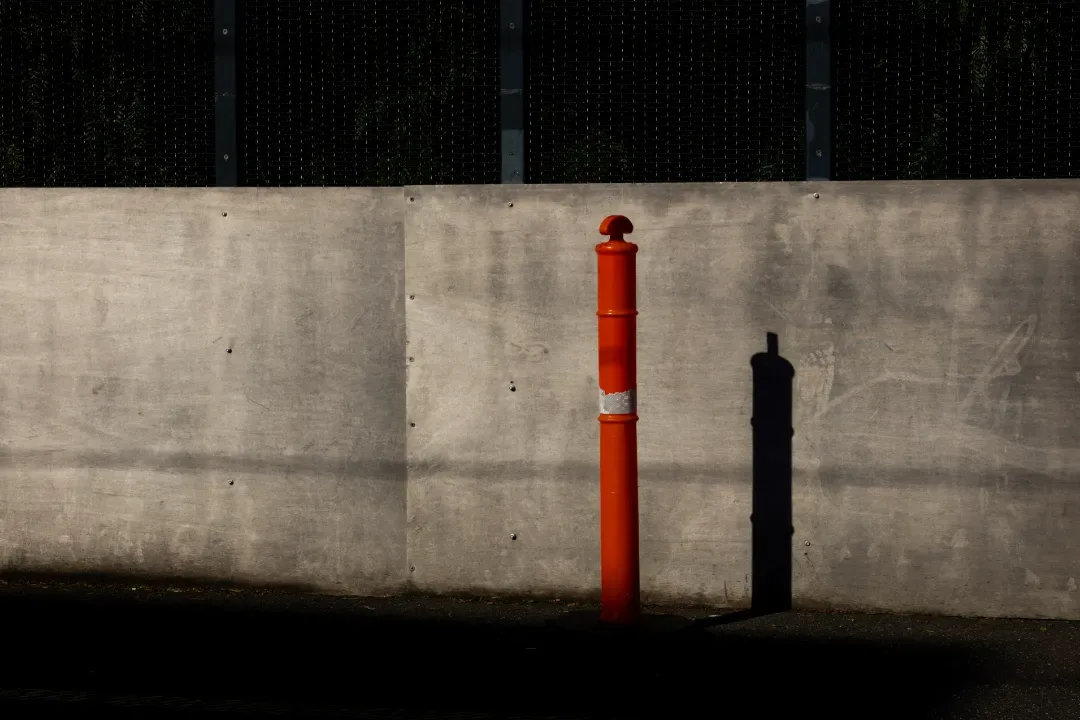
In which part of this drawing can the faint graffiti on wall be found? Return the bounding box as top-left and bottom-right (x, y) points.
(804, 314), (1037, 426)
(796, 313), (1080, 475)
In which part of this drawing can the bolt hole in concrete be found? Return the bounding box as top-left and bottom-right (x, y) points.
(226, 348), (232, 354)
(510, 534), (517, 540)
(509, 381), (516, 392)
(408, 357), (415, 362)
(410, 423), (416, 428)
(409, 197), (415, 202)
(229, 481), (234, 486)
(409, 295), (415, 300)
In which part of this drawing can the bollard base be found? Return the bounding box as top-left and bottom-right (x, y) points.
(549, 610), (694, 637)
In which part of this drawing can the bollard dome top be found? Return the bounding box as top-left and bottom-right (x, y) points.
(599, 215), (634, 239)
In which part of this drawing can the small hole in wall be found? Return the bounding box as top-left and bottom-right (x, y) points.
(410, 422), (416, 428)
(229, 480), (234, 486)
(226, 348), (232, 354)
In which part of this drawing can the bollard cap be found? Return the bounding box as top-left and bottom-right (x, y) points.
(599, 215), (634, 240)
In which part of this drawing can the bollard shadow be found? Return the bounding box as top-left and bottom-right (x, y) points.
(695, 331), (794, 629)
(749, 331), (796, 614)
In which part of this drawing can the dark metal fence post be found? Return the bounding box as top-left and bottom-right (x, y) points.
(805, 0), (832, 180)
(500, 0), (525, 183)
(215, 0), (238, 186)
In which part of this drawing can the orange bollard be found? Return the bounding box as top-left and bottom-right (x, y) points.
(596, 215), (640, 626)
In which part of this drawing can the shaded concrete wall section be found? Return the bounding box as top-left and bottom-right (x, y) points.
(0, 189), (407, 594)
(404, 181), (1080, 619)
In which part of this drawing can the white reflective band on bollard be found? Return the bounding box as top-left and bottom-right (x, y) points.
(599, 388), (637, 415)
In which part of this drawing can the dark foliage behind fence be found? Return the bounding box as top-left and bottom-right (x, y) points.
(0, 0), (215, 187)
(526, 1), (804, 183)
(241, 1), (500, 187)
(835, 0), (1080, 180)
(1, 0), (1076, 187)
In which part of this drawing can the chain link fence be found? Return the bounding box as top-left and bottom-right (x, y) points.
(242, 0), (500, 186)
(835, 0), (1079, 180)
(1, 0), (1076, 187)
(0, 0), (216, 187)
(526, 0), (804, 183)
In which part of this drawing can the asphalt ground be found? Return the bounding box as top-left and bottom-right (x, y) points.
(0, 575), (1076, 719)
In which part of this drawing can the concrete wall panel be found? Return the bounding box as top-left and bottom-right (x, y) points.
(404, 181), (1080, 618)
(0, 188), (407, 594)
(4, 181), (1078, 619)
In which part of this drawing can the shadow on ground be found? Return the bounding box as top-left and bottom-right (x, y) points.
(0, 576), (978, 719)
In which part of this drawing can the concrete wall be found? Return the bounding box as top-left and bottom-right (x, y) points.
(3, 181), (1079, 619)
(0, 189), (406, 594)
(405, 181), (1080, 619)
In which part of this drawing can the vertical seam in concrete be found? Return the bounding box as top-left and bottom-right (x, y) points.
(402, 187), (418, 590)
